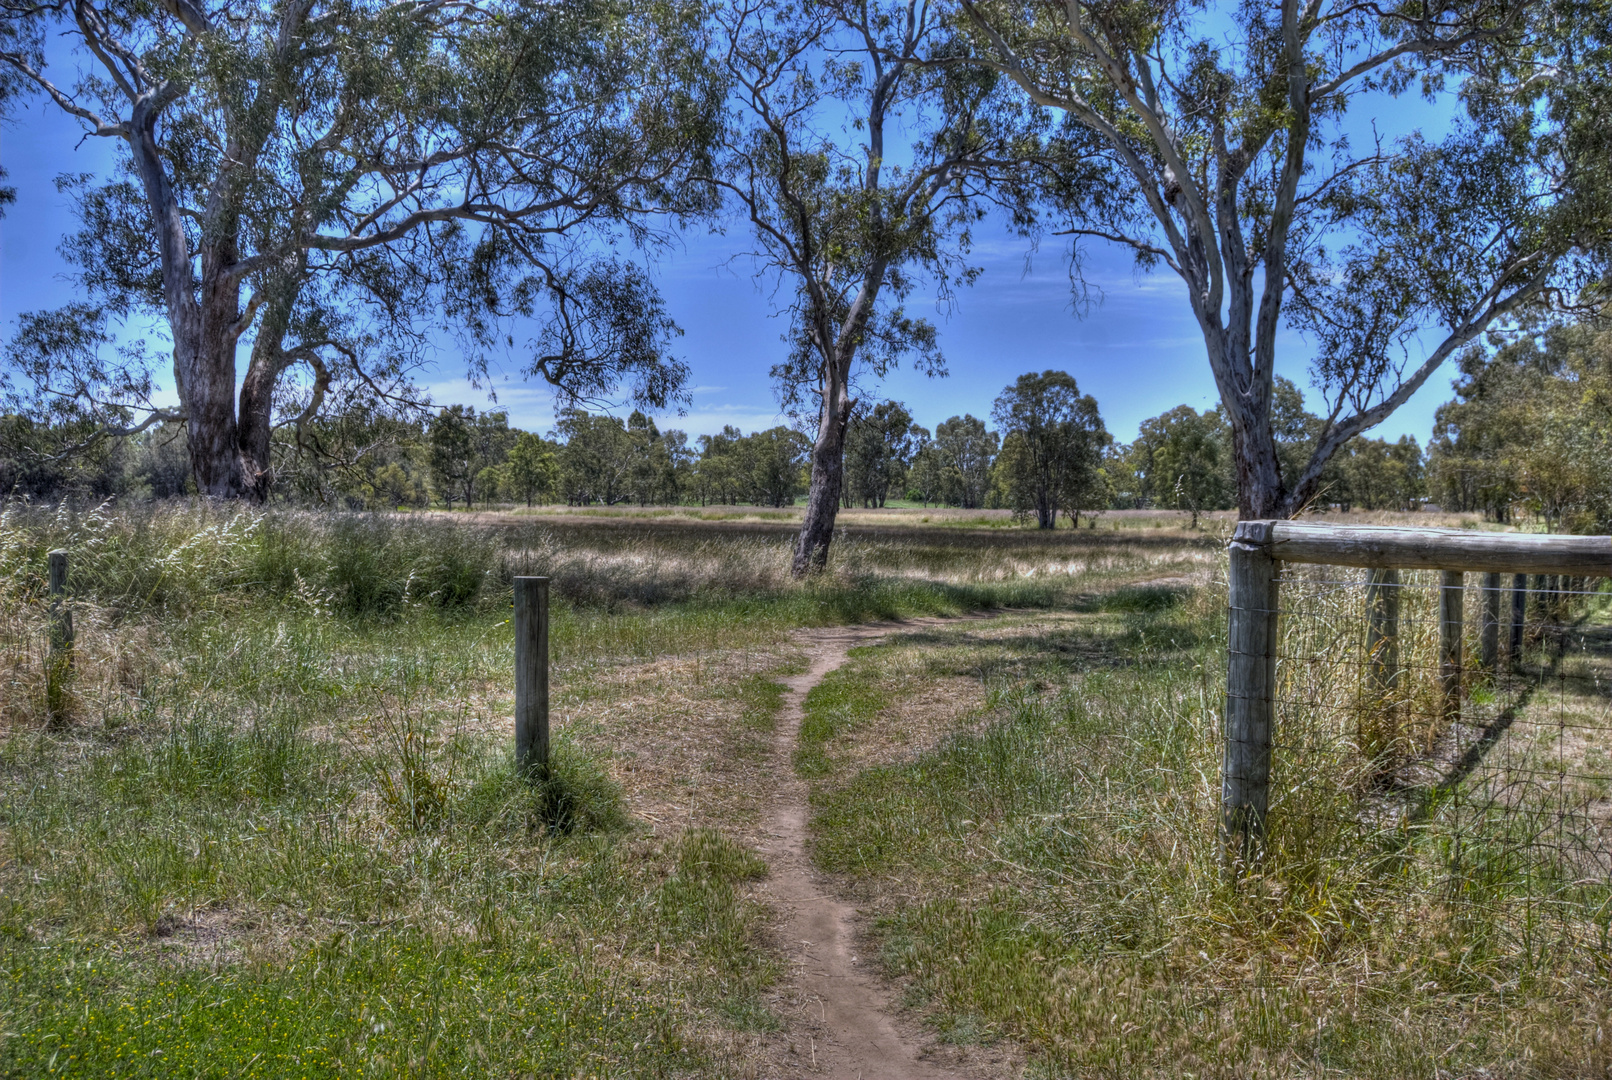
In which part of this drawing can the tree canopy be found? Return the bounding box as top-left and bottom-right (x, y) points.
(948, 0), (1610, 518)
(0, 0), (720, 499)
(991, 370), (1108, 528)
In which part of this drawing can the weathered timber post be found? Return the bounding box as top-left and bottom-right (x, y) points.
(514, 576), (550, 778)
(1509, 573), (1526, 667)
(1363, 567), (1401, 766)
(1224, 521), (1279, 865)
(1481, 571), (1502, 673)
(47, 550), (72, 651)
(1439, 571), (1464, 723)
(45, 549), (74, 726)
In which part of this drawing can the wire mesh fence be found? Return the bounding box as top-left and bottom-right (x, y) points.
(1266, 562), (1612, 955)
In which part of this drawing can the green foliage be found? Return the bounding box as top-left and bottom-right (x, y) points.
(505, 430), (560, 507)
(691, 424), (809, 507)
(844, 401), (926, 508)
(1130, 405), (1230, 526)
(912, 414), (998, 509)
(990, 371), (1110, 528)
(429, 406), (513, 509)
(1428, 320), (1612, 529)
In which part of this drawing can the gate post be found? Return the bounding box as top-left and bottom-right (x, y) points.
(1509, 573), (1526, 667)
(1224, 521), (1278, 866)
(514, 576), (551, 778)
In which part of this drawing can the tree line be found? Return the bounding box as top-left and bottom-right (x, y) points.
(52, 347), (1612, 532)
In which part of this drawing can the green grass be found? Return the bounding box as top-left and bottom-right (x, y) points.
(799, 595), (1612, 1077)
(19, 500), (1484, 1076)
(1, 828), (767, 1078)
(4, 501), (1216, 1076)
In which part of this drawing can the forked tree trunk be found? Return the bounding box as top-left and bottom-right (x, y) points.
(1223, 383), (1289, 521)
(177, 281), (249, 499)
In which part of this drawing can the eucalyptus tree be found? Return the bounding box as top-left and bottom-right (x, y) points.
(0, 0), (718, 499)
(712, 0), (1102, 573)
(948, 0), (1607, 518)
(1138, 405), (1230, 527)
(843, 399), (924, 507)
(929, 412), (997, 507)
(991, 369), (1107, 528)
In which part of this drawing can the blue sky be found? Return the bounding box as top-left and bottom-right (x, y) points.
(1, 84), (1460, 448)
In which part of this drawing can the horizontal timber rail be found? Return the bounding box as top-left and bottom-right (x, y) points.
(1223, 519), (1612, 872)
(1234, 520), (1612, 577)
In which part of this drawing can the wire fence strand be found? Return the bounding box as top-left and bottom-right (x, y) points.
(1249, 563), (1612, 953)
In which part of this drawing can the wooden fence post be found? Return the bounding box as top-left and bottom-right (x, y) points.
(1439, 570), (1464, 723)
(1224, 521), (1278, 865)
(1509, 573), (1526, 667)
(47, 550), (72, 651)
(46, 549), (74, 725)
(514, 576), (550, 778)
(1481, 571), (1502, 673)
(1363, 567), (1400, 765)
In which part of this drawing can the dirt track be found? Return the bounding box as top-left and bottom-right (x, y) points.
(759, 618), (996, 1080)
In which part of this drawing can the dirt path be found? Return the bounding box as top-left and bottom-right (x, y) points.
(758, 618), (992, 1080)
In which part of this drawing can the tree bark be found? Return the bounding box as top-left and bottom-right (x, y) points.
(793, 359), (853, 577)
(179, 276), (250, 499)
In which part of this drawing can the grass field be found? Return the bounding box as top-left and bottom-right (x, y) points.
(1, 500), (1604, 1077)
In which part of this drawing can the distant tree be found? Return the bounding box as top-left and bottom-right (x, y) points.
(844, 402), (924, 508)
(625, 411), (664, 506)
(1138, 406), (1231, 527)
(371, 460), (429, 509)
(274, 401), (426, 508)
(556, 409), (633, 506)
(991, 371), (1108, 529)
(506, 432), (559, 508)
(1428, 322), (1612, 529)
(908, 441), (946, 506)
(929, 414), (998, 508)
(429, 407), (477, 510)
(749, 427), (812, 508)
(694, 426), (745, 506)
(1336, 436), (1426, 512)
(656, 430), (696, 505)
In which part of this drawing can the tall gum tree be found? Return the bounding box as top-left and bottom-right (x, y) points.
(710, 0), (1107, 575)
(946, 0), (1605, 518)
(0, 0), (719, 498)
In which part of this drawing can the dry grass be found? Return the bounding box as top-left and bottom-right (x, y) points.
(0, 499), (1216, 1076)
(9, 497), (1579, 1077)
(803, 578), (1612, 1078)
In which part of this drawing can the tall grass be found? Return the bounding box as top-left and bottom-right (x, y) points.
(804, 584), (1612, 1076)
(0, 499), (1219, 1075)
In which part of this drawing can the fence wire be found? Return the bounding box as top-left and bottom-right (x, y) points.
(1267, 565), (1612, 952)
